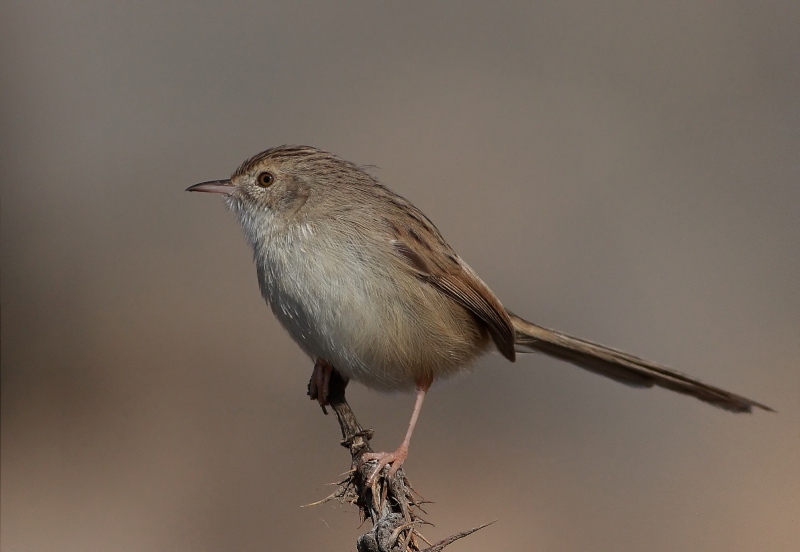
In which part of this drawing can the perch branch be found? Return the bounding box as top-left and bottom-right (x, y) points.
(310, 369), (490, 552)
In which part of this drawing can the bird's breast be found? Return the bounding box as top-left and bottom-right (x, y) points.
(252, 223), (488, 391)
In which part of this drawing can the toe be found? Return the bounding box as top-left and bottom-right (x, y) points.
(363, 447), (408, 484)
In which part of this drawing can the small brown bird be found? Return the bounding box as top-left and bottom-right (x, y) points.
(188, 145), (772, 481)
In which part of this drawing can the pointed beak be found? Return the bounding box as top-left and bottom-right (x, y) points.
(186, 179), (235, 194)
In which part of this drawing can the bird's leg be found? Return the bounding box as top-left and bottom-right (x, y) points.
(308, 358), (334, 414)
(364, 374), (433, 485)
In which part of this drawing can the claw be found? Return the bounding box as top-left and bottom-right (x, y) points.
(308, 359), (334, 413)
(364, 446), (409, 485)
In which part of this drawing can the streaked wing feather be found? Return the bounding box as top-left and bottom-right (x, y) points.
(423, 265), (516, 361)
(386, 220), (516, 362)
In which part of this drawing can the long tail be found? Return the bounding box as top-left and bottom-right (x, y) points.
(508, 313), (773, 413)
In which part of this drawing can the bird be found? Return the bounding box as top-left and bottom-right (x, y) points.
(187, 145), (773, 482)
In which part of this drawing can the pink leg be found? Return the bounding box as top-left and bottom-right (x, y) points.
(364, 375), (433, 484)
(308, 359), (333, 413)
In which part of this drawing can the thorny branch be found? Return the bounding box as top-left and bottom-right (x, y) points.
(308, 369), (492, 552)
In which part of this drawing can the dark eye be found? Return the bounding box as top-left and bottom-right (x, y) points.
(257, 172), (274, 187)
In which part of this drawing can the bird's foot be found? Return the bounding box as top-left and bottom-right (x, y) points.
(308, 359), (333, 414)
(363, 445), (409, 485)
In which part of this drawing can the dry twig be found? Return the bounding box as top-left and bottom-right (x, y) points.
(309, 369), (490, 552)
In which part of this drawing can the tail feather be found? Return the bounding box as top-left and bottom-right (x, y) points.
(508, 313), (774, 414)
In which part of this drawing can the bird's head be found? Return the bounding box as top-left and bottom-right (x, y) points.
(187, 145), (378, 224)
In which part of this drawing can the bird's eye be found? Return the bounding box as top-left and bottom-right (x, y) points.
(257, 172), (274, 187)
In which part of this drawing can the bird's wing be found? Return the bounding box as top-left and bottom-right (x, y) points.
(384, 214), (516, 362)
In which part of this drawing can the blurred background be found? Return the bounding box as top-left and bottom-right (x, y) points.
(2, 1), (798, 551)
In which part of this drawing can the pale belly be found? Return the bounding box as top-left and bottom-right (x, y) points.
(255, 240), (488, 391)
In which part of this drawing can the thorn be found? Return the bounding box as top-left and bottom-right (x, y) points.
(419, 520), (497, 552)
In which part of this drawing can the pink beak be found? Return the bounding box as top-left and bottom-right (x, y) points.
(186, 179), (235, 194)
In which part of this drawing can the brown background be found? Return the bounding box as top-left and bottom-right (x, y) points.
(2, 2), (798, 551)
